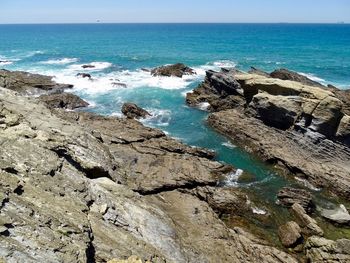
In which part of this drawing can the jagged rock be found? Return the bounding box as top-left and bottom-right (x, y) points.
(291, 203), (324, 236)
(39, 92), (89, 110)
(151, 63), (195, 78)
(320, 204), (350, 225)
(121, 103), (151, 119)
(278, 221), (302, 248)
(305, 236), (350, 262)
(277, 187), (315, 213)
(0, 84), (299, 263)
(188, 68), (350, 200)
(270, 68), (325, 88)
(76, 73), (92, 79)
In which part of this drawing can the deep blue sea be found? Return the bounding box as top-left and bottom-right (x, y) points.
(1, 23), (350, 205)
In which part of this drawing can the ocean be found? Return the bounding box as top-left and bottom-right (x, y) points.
(1, 23), (349, 204)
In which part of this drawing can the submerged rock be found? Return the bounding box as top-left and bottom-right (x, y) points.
(121, 103), (151, 119)
(151, 63), (195, 78)
(39, 92), (90, 110)
(81, 64), (95, 69)
(76, 73), (92, 79)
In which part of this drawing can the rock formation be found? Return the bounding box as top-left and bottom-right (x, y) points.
(39, 92), (90, 110)
(0, 71), (299, 262)
(122, 103), (151, 119)
(187, 68), (350, 200)
(151, 63), (196, 78)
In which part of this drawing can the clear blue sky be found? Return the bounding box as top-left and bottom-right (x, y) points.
(0, 0), (349, 24)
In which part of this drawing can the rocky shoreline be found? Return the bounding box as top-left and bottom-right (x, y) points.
(187, 67), (350, 200)
(0, 67), (349, 262)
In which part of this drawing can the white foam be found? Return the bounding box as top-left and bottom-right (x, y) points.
(193, 60), (236, 76)
(299, 72), (326, 83)
(252, 207), (267, 215)
(142, 109), (172, 127)
(0, 60), (13, 66)
(197, 102), (210, 111)
(40, 58), (78, 65)
(295, 177), (321, 191)
(68, 62), (113, 72)
(225, 169), (244, 186)
(222, 141), (236, 149)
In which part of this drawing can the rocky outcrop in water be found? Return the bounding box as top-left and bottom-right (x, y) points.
(151, 63), (196, 78)
(0, 69), (73, 95)
(187, 68), (350, 200)
(39, 92), (90, 110)
(0, 72), (298, 262)
(122, 103), (151, 119)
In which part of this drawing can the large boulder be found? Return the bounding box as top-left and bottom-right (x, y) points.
(336, 115), (350, 145)
(250, 92), (302, 130)
(278, 221), (302, 248)
(121, 103), (151, 119)
(0, 69), (73, 95)
(39, 92), (89, 110)
(151, 63), (195, 78)
(270, 68), (325, 88)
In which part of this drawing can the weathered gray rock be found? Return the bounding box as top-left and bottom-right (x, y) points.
(305, 236), (350, 262)
(337, 115), (350, 145)
(151, 63), (195, 78)
(39, 92), (89, 110)
(320, 204), (350, 225)
(121, 103), (151, 119)
(0, 69), (73, 95)
(278, 221), (302, 248)
(291, 203), (324, 236)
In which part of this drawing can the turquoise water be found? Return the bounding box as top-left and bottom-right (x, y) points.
(1, 24), (350, 203)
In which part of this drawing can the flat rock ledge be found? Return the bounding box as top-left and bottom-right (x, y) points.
(0, 71), (298, 262)
(187, 67), (350, 200)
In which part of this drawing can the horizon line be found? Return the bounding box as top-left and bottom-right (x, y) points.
(0, 22), (349, 25)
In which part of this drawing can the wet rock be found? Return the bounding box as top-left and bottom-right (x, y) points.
(278, 221), (302, 248)
(270, 68), (325, 88)
(151, 63), (195, 78)
(76, 73), (92, 79)
(291, 203), (324, 236)
(320, 204), (350, 225)
(82, 64), (95, 69)
(277, 187), (315, 213)
(0, 69), (73, 95)
(39, 92), (89, 110)
(112, 82), (127, 88)
(121, 103), (151, 119)
(305, 236), (350, 262)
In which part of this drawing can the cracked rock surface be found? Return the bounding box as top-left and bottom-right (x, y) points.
(0, 87), (297, 262)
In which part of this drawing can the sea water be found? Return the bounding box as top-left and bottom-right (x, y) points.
(1, 23), (350, 204)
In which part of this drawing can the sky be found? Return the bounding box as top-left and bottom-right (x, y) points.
(0, 0), (349, 24)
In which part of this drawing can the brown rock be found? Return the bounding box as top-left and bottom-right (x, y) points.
(39, 92), (89, 110)
(291, 203), (324, 236)
(151, 63), (195, 78)
(270, 68), (325, 88)
(121, 103), (151, 119)
(277, 187), (315, 213)
(278, 221), (302, 248)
